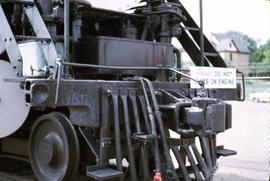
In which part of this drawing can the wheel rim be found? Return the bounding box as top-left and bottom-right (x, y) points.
(30, 112), (80, 181)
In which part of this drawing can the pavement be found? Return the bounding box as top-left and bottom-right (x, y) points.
(213, 101), (270, 181)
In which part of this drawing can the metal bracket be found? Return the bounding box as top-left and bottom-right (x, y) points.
(0, 5), (22, 75)
(25, 6), (58, 76)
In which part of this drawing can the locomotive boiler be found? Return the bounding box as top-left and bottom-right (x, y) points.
(0, 0), (243, 180)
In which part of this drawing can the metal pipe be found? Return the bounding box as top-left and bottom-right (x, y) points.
(191, 143), (211, 180)
(138, 96), (151, 134)
(183, 145), (203, 180)
(138, 95), (159, 180)
(237, 70), (246, 101)
(120, 94), (138, 181)
(142, 78), (179, 180)
(199, 0), (204, 66)
(209, 135), (216, 166)
(112, 94), (123, 171)
(78, 127), (99, 162)
(61, 62), (204, 87)
(64, 0), (70, 63)
(171, 146), (191, 181)
(130, 94), (141, 133)
(138, 79), (161, 172)
(130, 93), (151, 181)
(63, 62), (163, 70)
(55, 62), (62, 105)
(199, 136), (213, 170)
(140, 145), (151, 181)
(173, 46), (181, 69)
(169, 68), (204, 87)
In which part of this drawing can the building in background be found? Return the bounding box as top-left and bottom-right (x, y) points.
(210, 33), (250, 75)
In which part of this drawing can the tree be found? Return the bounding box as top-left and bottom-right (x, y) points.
(250, 39), (270, 63)
(249, 39), (270, 76)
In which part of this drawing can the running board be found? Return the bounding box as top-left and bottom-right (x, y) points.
(87, 164), (123, 180)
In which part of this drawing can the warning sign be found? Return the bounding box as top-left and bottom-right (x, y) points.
(190, 67), (237, 89)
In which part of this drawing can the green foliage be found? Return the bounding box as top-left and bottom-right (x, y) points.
(250, 39), (270, 63)
(249, 39), (270, 75)
(250, 48), (265, 63)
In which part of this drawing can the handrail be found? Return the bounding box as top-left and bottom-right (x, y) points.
(61, 62), (205, 87)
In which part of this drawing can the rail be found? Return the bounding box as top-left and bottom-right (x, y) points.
(61, 62), (204, 87)
(53, 62), (204, 105)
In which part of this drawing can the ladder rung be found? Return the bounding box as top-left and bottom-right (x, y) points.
(0, 0), (34, 5)
(184, 26), (200, 32)
(204, 52), (219, 57)
(15, 35), (51, 42)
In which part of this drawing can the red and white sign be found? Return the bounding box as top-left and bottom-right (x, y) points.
(190, 67), (237, 89)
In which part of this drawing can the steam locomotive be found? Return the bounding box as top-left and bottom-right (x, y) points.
(0, 0), (242, 180)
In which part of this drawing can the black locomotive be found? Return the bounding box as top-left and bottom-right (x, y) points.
(0, 0), (242, 180)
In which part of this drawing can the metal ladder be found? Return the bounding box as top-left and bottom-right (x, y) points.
(0, 0), (57, 76)
(169, 0), (227, 67)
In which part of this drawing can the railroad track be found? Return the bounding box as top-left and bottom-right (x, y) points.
(0, 171), (35, 181)
(0, 157), (36, 181)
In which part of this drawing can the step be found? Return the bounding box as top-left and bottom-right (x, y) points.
(87, 164), (123, 180)
(15, 35), (51, 42)
(216, 146), (237, 157)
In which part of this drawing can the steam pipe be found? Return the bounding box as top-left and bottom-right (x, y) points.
(137, 78), (161, 173)
(142, 78), (179, 180)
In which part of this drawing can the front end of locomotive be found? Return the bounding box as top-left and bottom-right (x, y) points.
(0, 0), (243, 180)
